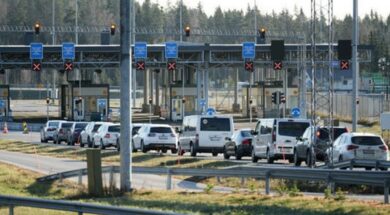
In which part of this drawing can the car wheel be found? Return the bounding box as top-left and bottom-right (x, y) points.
(251, 147), (258, 163)
(87, 136), (92, 148)
(116, 139), (120, 152)
(223, 147), (230, 159)
(190, 143), (197, 157)
(100, 139), (105, 150)
(235, 147), (242, 160)
(306, 150), (313, 167)
(80, 138), (85, 148)
(131, 141), (137, 153)
(161, 149), (168, 153)
(266, 148), (274, 164)
(141, 141), (147, 153)
(294, 150), (302, 167)
(40, 134), (45, 143)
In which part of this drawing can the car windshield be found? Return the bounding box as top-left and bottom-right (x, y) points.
(108, 126), (120, 132)
(200, 118), (231, 131)
(92, 124), (102, 132)
(75, 123), (88, 130)
(278, 122), (310, 137)
(240, 130), (252, 137)
(48, 122), (60, 127)
(318, 128), (347, 140)
(150, 127), (172, 133)
(351, 136), (384, 146)
(62, 123), (73, 128)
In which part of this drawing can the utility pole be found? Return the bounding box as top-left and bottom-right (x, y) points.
(180, 0), (183, 42)
(254, 0), (257, 43)
(352, 0), (359, 132)
(119, 0), (132, 192)
(75, 0), (78, 44)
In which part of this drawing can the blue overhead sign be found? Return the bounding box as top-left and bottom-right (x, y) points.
(30, 43), (43, 60)
(134, 42), (147, 59)
(242, 42), (256, 59)
(291, 107), (301, 118)
(98, 99), (107, 107)
(62, 43), (75, 60)
(165, 42), (178, 59)
(199, 99), (206, 106)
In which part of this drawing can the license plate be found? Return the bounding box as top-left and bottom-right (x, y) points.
(159, 136), (168, 140)
(363, 150), (374, 154)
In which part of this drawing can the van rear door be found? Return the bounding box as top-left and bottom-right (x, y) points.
(199, 117), (232, 148)
(276, 120), (310, 153)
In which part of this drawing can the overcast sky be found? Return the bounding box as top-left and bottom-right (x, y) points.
(138, 0), (389, 19)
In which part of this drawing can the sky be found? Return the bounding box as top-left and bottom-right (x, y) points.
(138, 0), (390, 19)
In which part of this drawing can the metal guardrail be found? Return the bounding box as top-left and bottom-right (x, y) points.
(37, 163), (390, 204)
(0, 195), (181, 215)
(318, 159), (390, 170)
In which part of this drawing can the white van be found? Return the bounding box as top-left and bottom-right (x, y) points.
(251, 118), (310, 163)
(178, 115), (234, 157)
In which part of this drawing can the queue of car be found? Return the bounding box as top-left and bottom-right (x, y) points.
(40, 114), (389, 167)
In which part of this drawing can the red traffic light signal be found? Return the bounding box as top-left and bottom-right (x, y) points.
(340, 60), (349, 70)
(64, 61), (73, 72)
(136, 61), (145, 70)
(167, 61), (176, 71)
(34, 22), (40, 34)
(244, 61), (254, 72)
(110, 24), (116, 35)
(273, 61), (283, 70)
(32, 61), (41, 72)
(185, 26), (190, 37)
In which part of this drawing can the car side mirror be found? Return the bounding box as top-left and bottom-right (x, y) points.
(296, 136), (302, 141)
(251, 130), (258, 135)
(225, 137), (231, 141)
(175, 127), (181, 134)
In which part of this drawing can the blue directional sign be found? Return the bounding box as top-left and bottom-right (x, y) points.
(291, 107), (301, 118)
(199, 99), (206, 107)
(206, 107), (216, 116)
(165, 42), (178, 59)
(134, 42), (147, 59)
(242, 42), (256, 59)
(0, 100), (4, 108)
(30, 43), (43, 60)
(62, 43), (75, 60)
(98, 99), (107, 107)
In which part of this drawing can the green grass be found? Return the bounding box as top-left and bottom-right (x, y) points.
(1, 162), (390, 215)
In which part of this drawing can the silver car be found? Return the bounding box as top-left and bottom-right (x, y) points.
(79, 122), (104, 148)
(40, 120), (65, 143)
(223, 129), (253, 160)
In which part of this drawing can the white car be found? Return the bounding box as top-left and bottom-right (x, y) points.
(93, 123), (120, 150)
(327, 132), (389, 164)
(116, 123), (145, 152)
(132, 124), (178, 153)
(80, 122), (104, 148)
(40, 120), (66, 143)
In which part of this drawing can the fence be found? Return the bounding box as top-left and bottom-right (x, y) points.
(0, 195), (180, 215)
(37, 163), (390, 204)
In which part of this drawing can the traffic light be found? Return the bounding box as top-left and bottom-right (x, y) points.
(272, 92), (277, 104)
(46, 97), (50, 105)
(259, 28), (266, 39)
(182, 97), (186, 103)
(167, 61), (176, 71)
(338, 40), (352, 60)
(34, 22), (40, 34)
(185, 26), (190, 37)
(148, 97), (152, 104)
(273, 61), (283, 70)
(271, 40), (285, 61)
(64, 61), (73, 72)
(340, 60), (350, 70)
(110, 24), (116, 35)
(279, 92), (286, 104)
(244, 60), (254, 72)
(75, 97), (83, 104)
(136, 61), (145, 70)
(31, 60), (41, 72)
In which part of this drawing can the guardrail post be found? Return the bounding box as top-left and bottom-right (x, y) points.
(87, 149), (103, 196)
(217, 176), (221, 183)
(78, 169), (83, 185)
(349, 160), (354, 170)
(375, 161), (380, 171)
(326, 173), (335, 195)
(9, 205), (14, 215)
(59, 173), (63, 184)
(166, 168), (172, 190)
(241, 177), (245, 186)
(109, 166), (114, 189)
(265, 171), (270, 195)
(384, 180), (389, 204)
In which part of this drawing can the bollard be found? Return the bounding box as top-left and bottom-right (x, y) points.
(166, 168), (172, 190)
(87, 149), (103, 196)
(265, 172), (270, 195)
(9, 205), (14, 215)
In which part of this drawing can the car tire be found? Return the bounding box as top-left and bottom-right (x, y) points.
(80, 138), (85, 148)
(190, 143), (197, 157)
(251, 147), (258, 163)
(266, 148), (274, 164)
(100, 139), (105, 150)
(161, 149), (168, 153)
(235, 147), (242, 160)
(294, 150), (302, 167)
(131, 141), (137, 153)
(141, 141), (147, 153)
(87, 136), (92, 148)
(223, 148), (230, 159)
(306, 150), (313, 167)
(40, 136), (45, 143)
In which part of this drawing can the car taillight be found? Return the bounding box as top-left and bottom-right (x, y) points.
(347, 144), (359, 151)
(272, 131), (276, 142)
(379, 145), (389, 151)
(104, 133), (111, 138)
(316, 131), (320, 137)
(148, 133), (156, 137)
(242, 139), (251, 145)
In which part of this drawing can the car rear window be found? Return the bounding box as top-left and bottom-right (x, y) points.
(108, 126), (120, 132)
(92, 124), (102, 132)
(150, 127), (172, 133)
(62, 123), (73, 128)
(240, 130), (252, 137)
(48, 122), (60, 127)
(351, 136), (384, 146)
(278, 122), (310, 137)
(132, 126), (141, 133)
(318, 128), (347, 140)
(200, 118), (231, 131)
(75, 123), (88, 130)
